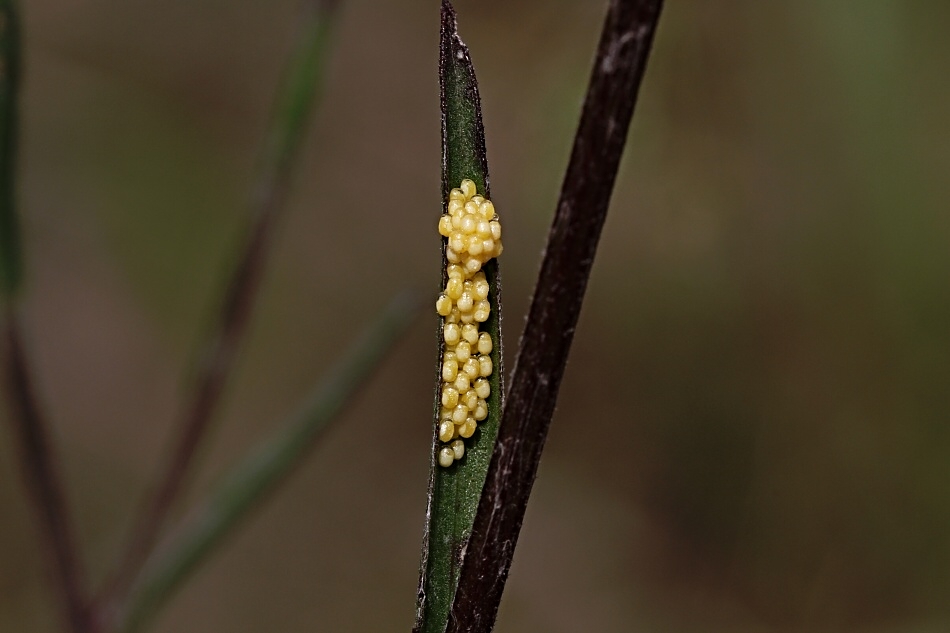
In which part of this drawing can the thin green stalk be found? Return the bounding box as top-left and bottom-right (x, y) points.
(117, 292), (416, 633)
(0, 0), (22, 297)
(99, 0), (343, 615)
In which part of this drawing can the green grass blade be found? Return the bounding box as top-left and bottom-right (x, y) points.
(414, 3), (503, 632)
(0, 0), (22, 298)
(263, 0), (340, 183)
(99, 0), (344, 611)
(118, 292), (418, 633)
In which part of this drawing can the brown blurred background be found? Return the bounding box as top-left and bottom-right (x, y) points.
(2, 0), (950, 631)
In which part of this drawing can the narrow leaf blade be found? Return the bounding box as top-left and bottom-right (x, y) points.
(0, 0), (22, 298)
(414, 3), (504, 632)
(448, 2), (664, 632)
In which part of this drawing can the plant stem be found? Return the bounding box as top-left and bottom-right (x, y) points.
(1, 1), (93, 630)
(96, 0), (342, 619)
(3, 308), (91, 633)
(117, 291), (416, 633)
(447, 1), (663, 631)
(0, 0), (22, 298)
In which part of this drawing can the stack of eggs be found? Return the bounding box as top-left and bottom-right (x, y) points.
(434, 179), (503, 468)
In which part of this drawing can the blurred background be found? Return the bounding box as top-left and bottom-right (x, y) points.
(2, 0), (949, 631)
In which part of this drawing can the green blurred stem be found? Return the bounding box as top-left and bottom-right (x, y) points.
(117, 292), (417, 633)
(263, 0), (341, 183)
(98, 0), (342, 615)
(0, 0), (22, 297)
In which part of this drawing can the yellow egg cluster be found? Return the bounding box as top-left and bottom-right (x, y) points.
(434, 179), (503, 468)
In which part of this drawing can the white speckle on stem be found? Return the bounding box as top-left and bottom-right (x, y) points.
(600, 31), (637, 74)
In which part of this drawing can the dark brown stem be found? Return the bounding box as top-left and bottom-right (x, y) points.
(96, 0), (341, 620)
(3, 307), (92, 633)
(447, 1), (663, 631)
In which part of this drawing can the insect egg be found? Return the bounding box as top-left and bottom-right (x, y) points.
(478, 355), (492, 377)
(439, 420), (455, 443)
(477, 332), (492, 355)
(441, 358), (458, 381)
(439, 447), (455, 468)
